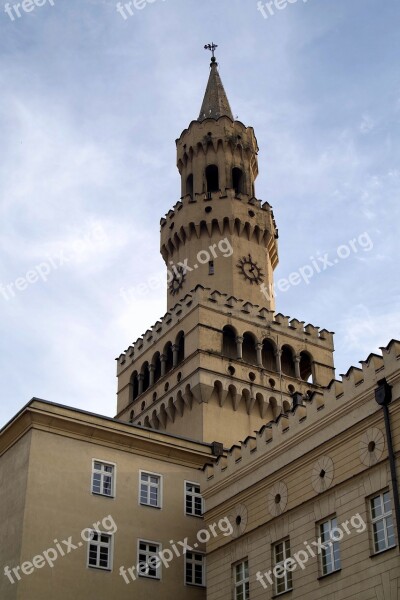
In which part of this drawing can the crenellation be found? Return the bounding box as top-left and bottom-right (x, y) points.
(117, 285), (335, 377)
(203, 340), (400, 485)
(304, 323), (319, 338)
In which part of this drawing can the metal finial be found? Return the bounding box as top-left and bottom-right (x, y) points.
(204, 43), (218, 62)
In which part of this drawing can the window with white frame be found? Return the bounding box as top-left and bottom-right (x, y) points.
(319, 517), (341, 575)
(185, 552), (206, 586)
(233, 560), (249, 600)
(273, 539), (293, 595)
(185, 481), (203, 516)
(140, 471), (162, 508)
(88, 531), (113, 570)
(92, 461), (115, 497)
(370, 491), (396, 553)
(137, 540), (161, 579)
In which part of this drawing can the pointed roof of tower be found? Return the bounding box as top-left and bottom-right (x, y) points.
(198, 55), (234, 122)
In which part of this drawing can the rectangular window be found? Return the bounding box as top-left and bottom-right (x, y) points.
(138, 540), (161, 579)
(185, 552), (206, 587)
(209, 260), (215, 275)
(233, 560), (249, 600)
(273, 539), (293, 595)
(92, 461), (115, 497)
(370, 491), (396, 553)
(88, 531), (112, 570)
(140, 471), (162, 508)
(185, 481), (203, 517)
(320, 517), (341, 575)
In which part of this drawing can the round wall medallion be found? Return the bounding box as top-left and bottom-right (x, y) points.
(359, 428), (385, 467)
(311, 456), (334, 493)
(228, 504), (248, 538)
(169, 265), (186, 296)
(267, 481), (288, 517)
(237, 254), (264, 284)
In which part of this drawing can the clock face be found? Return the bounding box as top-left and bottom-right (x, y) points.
(237, 254), (264, 284)
(169, 265), (186, 296)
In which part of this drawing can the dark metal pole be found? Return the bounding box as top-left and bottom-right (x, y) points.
(375, 379), (400, 549)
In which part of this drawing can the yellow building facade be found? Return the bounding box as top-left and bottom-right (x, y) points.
(1, 52), (399, 600)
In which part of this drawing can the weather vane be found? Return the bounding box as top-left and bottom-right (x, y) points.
(204, 43), (218, 60)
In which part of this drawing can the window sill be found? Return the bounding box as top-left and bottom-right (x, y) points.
(139, 503), (162, 510)
(369, 544), (397, 558)
(91, 492), (115, 499)
(271, 589), (293, 598)
(317, 568), (341, 580)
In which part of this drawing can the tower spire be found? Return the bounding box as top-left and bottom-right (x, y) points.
(199, 43), (234, 122)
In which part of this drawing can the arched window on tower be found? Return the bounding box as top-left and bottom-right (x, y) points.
(300, 351), (314, 383)
(242, 332), (257, 365)
(186, 174), (194, 198)
(262, 339), (276, 371)
(232, 167), (244, 195)
(175, 331), (185, 364)
(222, 325), (237, 359)
(281, 345), (296, 378)
(152, 352), (161, 384)
(164, 342), (174, 374)
(205, 165), (219, 194)
(130, 371), (139, 402)
(142, 362), (150, 393)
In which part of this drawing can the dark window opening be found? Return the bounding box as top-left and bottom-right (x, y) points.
(186, 174), (194, 198)
(142, 364), (150, 393)
(209, 261), (214, 275)
(205, 165), (219, 193)
(262, 340), (276, 371)
(281, 346), (296, 378)
(176, 332), (185, 364)
(232, 167), (244, 195)
(222, 326), (236, 359)
(164, 343), (174, 374)
(242, 333), (257, 365)
(300, 351), (313, 383)
(131, 372), (139, 401)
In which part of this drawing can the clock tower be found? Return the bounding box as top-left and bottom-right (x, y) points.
(162, 50), (278, 311)
(116, 49), (336, 446)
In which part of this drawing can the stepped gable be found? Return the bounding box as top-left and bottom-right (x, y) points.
(203, 339), (400, 484)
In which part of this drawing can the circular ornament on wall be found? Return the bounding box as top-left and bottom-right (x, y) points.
(359, 427), (385, 467)
(169, 265), (186, 296)
(267, 481), (288, 517)
(311, 456), (334, 494)
(228, 504), (248, 538)
(237, 254), (264, 284)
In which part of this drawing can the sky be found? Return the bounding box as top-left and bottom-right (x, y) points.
(0, 0), (399, 427)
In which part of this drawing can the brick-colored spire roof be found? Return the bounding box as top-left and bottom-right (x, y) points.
(198, 59), (234, 122)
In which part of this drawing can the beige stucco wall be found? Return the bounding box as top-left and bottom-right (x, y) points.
(202, 345), (400, 599)
(1, 419), (210, 600)
(0, 431), (32, 600)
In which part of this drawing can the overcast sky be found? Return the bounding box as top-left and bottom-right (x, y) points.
(1, 0), (399, 427)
